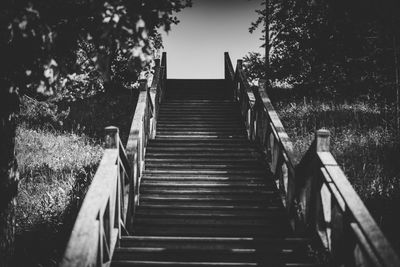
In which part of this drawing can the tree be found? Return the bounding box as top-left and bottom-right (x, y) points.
(0, 0), (191, 265)
(247, 0), (400, 102)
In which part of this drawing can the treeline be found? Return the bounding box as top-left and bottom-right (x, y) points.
(245, 0), (400, 102)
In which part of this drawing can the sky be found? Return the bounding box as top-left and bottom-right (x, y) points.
(161, 0), (264, 78)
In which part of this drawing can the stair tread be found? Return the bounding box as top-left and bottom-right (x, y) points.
(111, 80), (321, 266)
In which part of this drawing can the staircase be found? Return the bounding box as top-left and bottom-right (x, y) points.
(111, 80), (321, 266)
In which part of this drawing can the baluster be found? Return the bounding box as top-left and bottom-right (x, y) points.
(97, 210), (103, 266)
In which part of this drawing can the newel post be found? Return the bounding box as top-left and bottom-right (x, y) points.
(105, 126), (119, 149)
(224, 52), (229, 80)
(316, 129), (330, 152)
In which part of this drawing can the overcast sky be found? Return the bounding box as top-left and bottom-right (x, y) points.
(161, 0), (264, 78)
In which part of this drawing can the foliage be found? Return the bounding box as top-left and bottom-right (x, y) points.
(248, 0), (400, 99)
(1, 0), (192, 97)
(18, 95), (70, 129)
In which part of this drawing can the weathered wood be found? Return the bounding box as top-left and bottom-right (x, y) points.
(316, 129), (330, 152)
(61, 52), (167, 266)
(225, 50), (400, 266)
(60, 150), (118, 267)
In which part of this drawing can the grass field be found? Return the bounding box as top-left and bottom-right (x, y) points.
(275, 98), (400, 251)
(13, 91), (135, 266)
(13, 125), (103, 266)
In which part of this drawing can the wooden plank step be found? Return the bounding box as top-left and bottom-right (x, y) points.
(145, 158), (258, 163)
(134, 217), (284, 227)
(145, 152), (258, 158)
(163, 100), (233, 103)
(144, 163), (264, 169)
(145, 169), (266, 177)
(119, 236), (311, 249)
(158, 116), (241, 119)
(112, 248), (315, 263)
(156, 131), (246, 135)
(156, 127), (245, 131)
(140, 179), (268, 185)
(142, 172), (267, 178)
(135, 207), (283, 218)
(112, 261), (323, 267)
(111, 260), (258, 266)
(156, 124), (244, 128)
(140, 180), (268, 187)
(155, 135), (246, 139)
(139, 192), (275, 200)
(148, 139), (251, 144)
(133, 225), (291, 237)
(139, 188), (272, 195)
(137, 204), (282, 211)
(139, 197), (279, 206)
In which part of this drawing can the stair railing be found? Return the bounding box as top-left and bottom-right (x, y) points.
(224, 52), (400, 267)
(60, 52), (167, 267)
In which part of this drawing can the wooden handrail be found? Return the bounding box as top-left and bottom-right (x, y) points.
(60, 53), (167, 266)
(60, 126), (129, 266)
(225, 52), (400, 267)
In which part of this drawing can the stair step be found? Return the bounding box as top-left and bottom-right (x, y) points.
(139, 193), (275, 201)
(112, 261), (323, 267)
(137, 204), (282, 211)
(119, 236), (311, 248)
(133, 225), (291, 237)
(145, 152), (259, 158)
(145, 158), (258, 164)
(142, 173), (267, 180)
(144, 163), (264, 170)
(140, 180), (267, 187)
(155, 135), (246, 139)
(148, 139), (252, 145)
(156, 131), (246, 135)
(113, 248), (315, 263)
(135, 207), (283, 218)
(139, 188), (272, 195)
(156, 128), (245, 132)
(111, 260), (258, 266)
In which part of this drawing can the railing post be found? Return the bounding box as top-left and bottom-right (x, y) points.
(105, 126), (119, 149)
(316, 129), (330, 152)
(161, 52), (167, 79)
(224, 52), (229, 81)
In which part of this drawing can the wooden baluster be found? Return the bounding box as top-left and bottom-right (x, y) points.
(138, 79), (147, 172)
(97, 210), (103, 266)
(161, 52), (167, 80)
(151, 59), (160, 139)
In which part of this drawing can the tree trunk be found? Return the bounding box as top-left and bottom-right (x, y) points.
(0, 87), (20, 267)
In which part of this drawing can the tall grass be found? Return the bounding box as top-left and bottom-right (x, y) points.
(275, 99), (400, 251)
(13, 125), (103, 266)
(12, 90), (136, 266)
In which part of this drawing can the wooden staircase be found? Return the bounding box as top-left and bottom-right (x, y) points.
(61, 53), (400, 267)
(111, 80), (321, 266)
